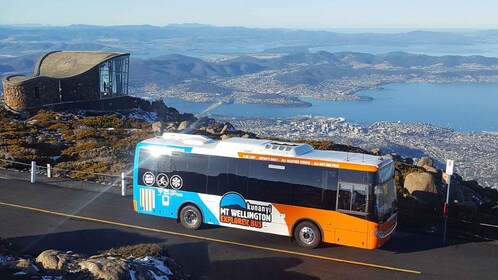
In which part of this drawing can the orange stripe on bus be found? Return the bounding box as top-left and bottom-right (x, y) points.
(238, 152), (378, 172)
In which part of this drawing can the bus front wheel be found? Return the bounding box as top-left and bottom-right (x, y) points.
(180, 205), (202, 230)
(294, 221), (321, 249)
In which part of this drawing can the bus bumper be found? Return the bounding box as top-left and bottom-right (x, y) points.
(368, 215), (397, 249)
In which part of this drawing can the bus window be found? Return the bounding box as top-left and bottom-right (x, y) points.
(321, 170), (338, 209)
(138, 148), (172, 187)
(352, 185), (367, 212)
(339, 169), (373, 185)
(171, 152), (208, 193)
(291, 166), (338, 210)
(215, 157), (248, 196)
(206, 155), (226, 195)
(248, 161), (291, 204)
(337, 183), (367, 213)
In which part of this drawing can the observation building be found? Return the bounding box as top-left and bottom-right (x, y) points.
(2, 51), (130, 112)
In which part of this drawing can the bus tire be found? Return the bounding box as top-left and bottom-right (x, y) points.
(180, 205), (202, 230)
(294, 221), (321, 249)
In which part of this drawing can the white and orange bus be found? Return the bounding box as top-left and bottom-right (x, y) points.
(133, 133), (397, 249)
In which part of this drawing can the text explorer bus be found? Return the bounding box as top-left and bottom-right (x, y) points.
(133, 133), (397, 249)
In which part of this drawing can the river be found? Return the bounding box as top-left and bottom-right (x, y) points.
(163, 82), (498, 132)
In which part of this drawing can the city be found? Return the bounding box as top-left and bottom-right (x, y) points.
(216, 115), (498, 189)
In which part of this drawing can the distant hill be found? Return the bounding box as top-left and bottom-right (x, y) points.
(124, 51), (498, 87)
(1, 25), (497, 58)
(129, 54), (267, 86)
(3, 50), (498, 92)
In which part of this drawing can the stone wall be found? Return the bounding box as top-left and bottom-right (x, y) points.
(2, 66), (101, 112)
(2, 76), (59, 111)
(59, 67), (100, 102)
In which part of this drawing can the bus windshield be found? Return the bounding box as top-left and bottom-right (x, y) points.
(374, 163), (396, 221)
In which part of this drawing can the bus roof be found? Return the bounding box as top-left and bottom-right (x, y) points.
(139, 133), (392, 172)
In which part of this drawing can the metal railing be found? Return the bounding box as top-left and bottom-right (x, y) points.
(0, 158), (131, 196)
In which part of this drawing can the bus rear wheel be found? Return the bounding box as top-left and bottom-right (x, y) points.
(294, 221), (321, 249)
(180, 205), (202, 230)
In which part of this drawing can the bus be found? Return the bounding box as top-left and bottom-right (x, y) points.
(133, 133), (397, 249)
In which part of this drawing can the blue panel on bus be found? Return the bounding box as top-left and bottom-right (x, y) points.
(134, 186), (219, 225)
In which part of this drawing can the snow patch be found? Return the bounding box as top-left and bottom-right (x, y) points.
(132, 256), (172, 280)
(0, 254), (13, 265)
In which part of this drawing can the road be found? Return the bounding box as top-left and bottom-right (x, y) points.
(0, 178), (497, 280)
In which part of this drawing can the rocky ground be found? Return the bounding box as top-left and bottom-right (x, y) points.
(0, 241), (190, 279)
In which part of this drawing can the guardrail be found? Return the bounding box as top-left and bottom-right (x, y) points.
(0, 158), (131, 196)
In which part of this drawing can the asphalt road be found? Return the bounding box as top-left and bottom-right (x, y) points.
(0, 178), (497, 280)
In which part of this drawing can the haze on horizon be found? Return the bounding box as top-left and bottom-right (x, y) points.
(2, 0), (498, 30)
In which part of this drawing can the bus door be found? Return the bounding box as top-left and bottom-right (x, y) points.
(335, 181), (369, 248)
(137, 147), (177, 218)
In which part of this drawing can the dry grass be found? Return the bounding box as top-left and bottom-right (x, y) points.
(98, 243), (167, 258)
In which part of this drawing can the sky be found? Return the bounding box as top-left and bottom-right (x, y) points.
(1, 0), (498, 30)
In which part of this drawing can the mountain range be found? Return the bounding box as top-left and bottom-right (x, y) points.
(1, 24), (498, 58)
(2, 50), (498, 99)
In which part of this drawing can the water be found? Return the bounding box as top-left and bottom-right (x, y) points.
(163, 82), (498, 132)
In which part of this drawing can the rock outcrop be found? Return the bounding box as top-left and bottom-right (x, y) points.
(404, 172), (437, 194)
(152, 121), (164, 135)
(422, 164), (438, 173)
(177, 120), (190, 131)
(78, 256), (128, 280)
(416, 157), (434, 167)
(35, 249), (68, 271)
(6, 248), (184, 279)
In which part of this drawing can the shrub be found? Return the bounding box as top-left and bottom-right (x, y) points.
(0, 237), (21, 256)
(98, 244), (167, 258)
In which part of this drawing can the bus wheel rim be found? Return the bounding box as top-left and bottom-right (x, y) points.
(185, 210), (198, 225)
(299, 226), (315, 244)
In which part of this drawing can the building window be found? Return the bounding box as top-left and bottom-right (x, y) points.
(100, 56), (129, 99)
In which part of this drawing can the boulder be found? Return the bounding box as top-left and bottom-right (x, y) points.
(221, 122), (236, 134)
(177, 121), (190, 131)
(416, 157), (433, 167)
(206, 127), (217, 134)
(165, 122), (177, 132)
(151, 121), (163, 135)
(35, 250), (79, 272)
(10, 258), (39, 275)
(370, 148), (381, 156)
(422, 164), (438, 173)
(36, 249), (61, 270)
(78, 257), (129, 280)
(404, 172), (437, 194)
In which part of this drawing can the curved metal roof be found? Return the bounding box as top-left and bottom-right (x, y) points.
(35, 51), (128, 78)
(2, 51), (129, 85)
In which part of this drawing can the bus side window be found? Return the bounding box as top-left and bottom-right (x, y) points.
(216, 158), (248, 197)
(247, 161), (291, 204)
(352, 185), (367, 212)
(207, 155), (226, 195)
(171, 152), (208, 193)
(337, 183), (367, 213)
(338, 183), (352, 210)
(138, 148), (171, 187)
(321, 170), (338, 209)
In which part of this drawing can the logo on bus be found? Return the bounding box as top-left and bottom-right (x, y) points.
(143, 172), (155, 186)
(219, 192), (272, 229)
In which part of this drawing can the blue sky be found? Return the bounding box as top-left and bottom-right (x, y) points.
(1, 0), (497, 30)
